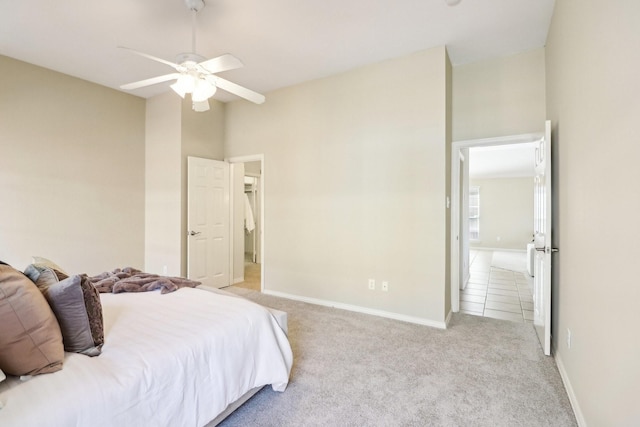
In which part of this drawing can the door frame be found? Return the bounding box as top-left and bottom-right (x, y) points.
(227, 154), (265, 291)
(450, 133), (542, 313)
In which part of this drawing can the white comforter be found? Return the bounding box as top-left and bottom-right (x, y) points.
(0, 287), (293, 427)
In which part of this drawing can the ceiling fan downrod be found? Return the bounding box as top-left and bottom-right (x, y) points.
(183, 0), (205, 54)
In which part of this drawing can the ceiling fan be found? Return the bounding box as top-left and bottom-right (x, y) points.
(120, 0), (265, 112)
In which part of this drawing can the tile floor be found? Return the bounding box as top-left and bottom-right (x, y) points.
(460, 250), (534, 323)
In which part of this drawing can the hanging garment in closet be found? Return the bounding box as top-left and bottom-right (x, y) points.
(244, 193), (256, 233)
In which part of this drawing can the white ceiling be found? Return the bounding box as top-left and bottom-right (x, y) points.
(469, 143), (536, 179)
(0, 0), (555, 103)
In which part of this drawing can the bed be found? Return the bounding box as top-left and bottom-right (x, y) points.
(0, 270), (293, 427)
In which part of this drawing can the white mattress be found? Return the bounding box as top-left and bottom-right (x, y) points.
(0, 287), (293, 427)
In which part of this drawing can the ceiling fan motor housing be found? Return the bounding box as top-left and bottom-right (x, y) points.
(175, 52), (207, 65)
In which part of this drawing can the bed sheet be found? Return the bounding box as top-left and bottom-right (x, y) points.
(0, 287), (292, 427)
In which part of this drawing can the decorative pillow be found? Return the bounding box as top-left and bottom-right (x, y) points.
(31, 256), (68, 275)
(0, 367), (5, 383)
(0, 264), (64, 376)
(24, 263), (68, 288)
(37, 274), (104, 356)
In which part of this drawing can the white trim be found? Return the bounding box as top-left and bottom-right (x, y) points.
(263, 290), (447, 329)
(470, 247), (527, 253)
(226, 154), (265, 292)
(451, 152), (461, 311)
(450, 133), (543, 314)
(232, 276), (244, 285)
(554, 351), (587, 427)
(455, 133), (543, 149)
(445, 309), (453, 327)
(227, 162), (236, 287)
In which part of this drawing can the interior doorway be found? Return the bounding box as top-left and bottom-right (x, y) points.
(228, 155), (264, 292)
(451, 133), (542, 316)
(241, 165), (261, 291)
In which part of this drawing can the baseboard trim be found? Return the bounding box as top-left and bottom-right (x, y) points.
(554, 349), (587, 427)
(232, 276), (244, 285)
(445, 308), (453, 327)
(262, 290), (447, 329)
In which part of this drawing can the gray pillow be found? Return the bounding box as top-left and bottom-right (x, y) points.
(31, 271), (105, 357)
(24, 263), (68, 287)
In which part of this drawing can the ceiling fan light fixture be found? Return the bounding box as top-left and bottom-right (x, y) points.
(192, 100), (210, 112)
(191, 78), (216, 102)
(170, 74), (196, 98)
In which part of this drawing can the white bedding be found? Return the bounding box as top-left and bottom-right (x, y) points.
(0, 287), (293, 427)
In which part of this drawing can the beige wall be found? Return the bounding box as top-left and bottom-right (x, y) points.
(0, 55), (145, 274)
(144, 94), (225, 277)
(545, 0), (640, 425)
(453, 48), (546, 141)
(225, 47), (450, 324)
(468, 177), (533, 250)
(145, 93), (182, 276)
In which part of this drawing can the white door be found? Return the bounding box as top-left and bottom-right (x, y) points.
(187, 157), (230, 288)
(533, 120), (553, 355)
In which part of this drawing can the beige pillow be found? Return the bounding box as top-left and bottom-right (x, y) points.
(31, 256), (68, 275)
(0, 263), (64, 376)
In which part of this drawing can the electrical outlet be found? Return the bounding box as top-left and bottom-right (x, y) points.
(368, 279), (375, 290)
(162, 265), (168, 275)
(567, 328), (572, 349)
(381, 281), (389, 292)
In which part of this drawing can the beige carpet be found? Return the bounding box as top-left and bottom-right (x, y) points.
(219, 289), (577, 427)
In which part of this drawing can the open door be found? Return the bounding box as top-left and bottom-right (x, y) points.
(533, 120), (553, 355)
(187, 157), (230, 288)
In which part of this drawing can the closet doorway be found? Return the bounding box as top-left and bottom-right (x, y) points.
(228, 155), (263, 292)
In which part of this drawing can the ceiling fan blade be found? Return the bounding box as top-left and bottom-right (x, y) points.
(118, 46), (181, 70)
(198, 54), (243, 74)
(120, 73), (181, 90)
(213, 76), (265, 104)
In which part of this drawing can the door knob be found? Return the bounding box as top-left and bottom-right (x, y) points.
(188, 230), (201, 236)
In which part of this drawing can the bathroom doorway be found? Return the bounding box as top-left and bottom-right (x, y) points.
(451, 133), (541, 315)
